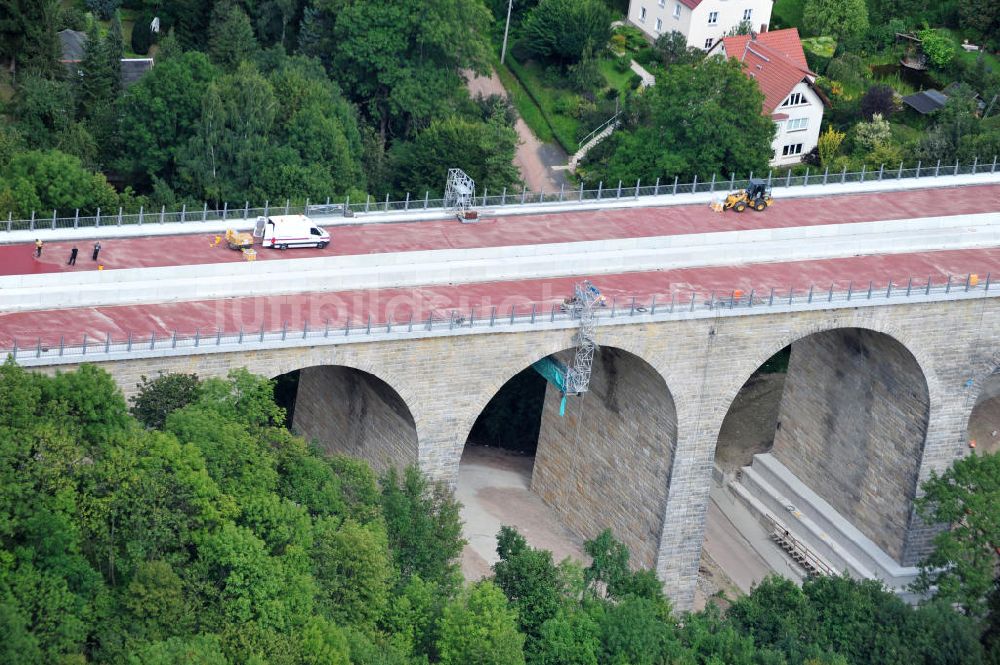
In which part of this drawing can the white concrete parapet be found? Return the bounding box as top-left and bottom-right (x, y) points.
(1, 211), (998, 313)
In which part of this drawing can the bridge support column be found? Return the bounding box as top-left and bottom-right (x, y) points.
(653, 411), (724, 611)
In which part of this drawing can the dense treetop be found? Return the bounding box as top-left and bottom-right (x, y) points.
(1, 360), (999, 663)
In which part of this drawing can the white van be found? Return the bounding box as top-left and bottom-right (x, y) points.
(255, 214), (330, 249)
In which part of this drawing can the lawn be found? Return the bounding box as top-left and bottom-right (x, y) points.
(503, 54), (641, 154)
(493, 57), (555, 144)
(771, 0), (805, 31)
(598, 58), (634, 94)
(938, 28), (1000, 72)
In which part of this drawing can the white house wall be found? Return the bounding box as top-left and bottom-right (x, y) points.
(770, 81), (824, 166)
(629, 0), (773, 49)
(629, 0), (692, 42)
(687, 0), (773, 50)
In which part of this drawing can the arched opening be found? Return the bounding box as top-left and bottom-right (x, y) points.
(272, 365), (418, 474)
(459, 346), (677, 580)
(704, 328), (930, 600)
(969, 372), (1000, 455)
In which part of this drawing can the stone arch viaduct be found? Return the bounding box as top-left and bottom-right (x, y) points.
(23, 292), (1000, 610)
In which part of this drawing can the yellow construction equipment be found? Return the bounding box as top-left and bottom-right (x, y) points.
(715, 179), (773, 213)
(225, 228), (254, 250)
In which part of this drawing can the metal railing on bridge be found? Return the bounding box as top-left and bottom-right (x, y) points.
(5, 272), (995, 366)
(2, 156), (998, 233)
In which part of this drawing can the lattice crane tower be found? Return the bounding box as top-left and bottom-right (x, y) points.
(444, 168), (475, 213)
(564, 280), (601, 395)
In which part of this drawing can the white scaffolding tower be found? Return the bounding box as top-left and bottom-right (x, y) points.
(444, 168), (476, 221)
(564, 280), (600, 394)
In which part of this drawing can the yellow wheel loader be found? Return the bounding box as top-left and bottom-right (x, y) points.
(721, 179), (773, 212)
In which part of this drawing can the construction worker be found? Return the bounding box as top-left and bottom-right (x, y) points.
(34, 238), (43, 257)
(68, 247), (78, 265)
(92, 241), (101, 261)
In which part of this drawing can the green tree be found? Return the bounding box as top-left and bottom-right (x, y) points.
(309, 0), (492, 139)
(86, 0), (121, 20)
(521, 0), (613, 64)
(380, 465), (465, 591)
(493, 526), (567, 639)
(10, 74), (75, 148)
(437, 581), (526, 665)
(531, 608), (600, 665)
(176, 63), (278, 203)
(123, 560), (196, 642)
(157, 0), (215, 50)
(130, 372), (203, 430)
(0, 0), (61, 76)
(115, 51), (217, 184)
(581, 58), (774, 184)
(208, 1), (260, 69)
(867, 0), (927, 25)
(652, 31), (701, 67)
(959, 0), (1000, 41)
(390, 112), (520, 197)
(915, 451), (1000, 617)
(0, 149), (119, 216)
(802, 0), (869, 41)
(917, 28), (958, 69)
(127, 634), (230, 664)
(311, 517), (392, 628)
(598, 596), (680, 665)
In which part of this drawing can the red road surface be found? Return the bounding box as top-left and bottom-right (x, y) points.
(2, 248), (997, 347)
(3, 184), (999, 277)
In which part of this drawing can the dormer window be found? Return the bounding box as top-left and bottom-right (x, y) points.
(780, 92), (805, 107)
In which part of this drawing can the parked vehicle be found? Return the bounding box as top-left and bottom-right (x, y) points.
(255, 214), (330, 249)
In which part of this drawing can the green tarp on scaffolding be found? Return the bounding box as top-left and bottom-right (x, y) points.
(532, 357), (569, 416)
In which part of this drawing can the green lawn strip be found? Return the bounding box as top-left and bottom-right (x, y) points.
(493, 57), (555, 144)
(505, 56), (580, 153)
(597, 58), (633, 93)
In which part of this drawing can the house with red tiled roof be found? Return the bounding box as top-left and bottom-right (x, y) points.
(708, 28), (826, 166)
(628, 0), (772, 51)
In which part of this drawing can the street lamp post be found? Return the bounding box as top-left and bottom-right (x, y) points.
(500, 0), (513, 64)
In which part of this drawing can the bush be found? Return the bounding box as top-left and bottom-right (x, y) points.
(553, 94), (581, 115)
(825, 53), (868, 91)
(632, 47), (657, 67)
(57, 5), (88, 31)
(860, 84), (895, 120)
(567, 49), (603, 93)
(613, 56), (630, 73)
(85, 0), (121, 20)
(522, 0), (613, 64)
(131, 13), (155, 55)
(917, 28), (957, 69)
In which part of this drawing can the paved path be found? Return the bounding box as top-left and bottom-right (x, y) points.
(2, 247), (997, 346)
(458, 446), (588, 581)
(4, 184), (999, 277)
(464, 68), (568, 193)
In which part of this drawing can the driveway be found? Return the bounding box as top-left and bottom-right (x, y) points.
(464, 68), (569, 194)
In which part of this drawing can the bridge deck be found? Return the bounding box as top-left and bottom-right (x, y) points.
(3, 183), (998, 277)
(3, 247), (997, 346)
